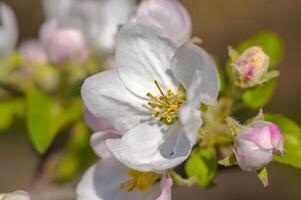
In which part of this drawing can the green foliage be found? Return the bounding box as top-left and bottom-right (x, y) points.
(256, 168), (269, 187)
(27, 89), (82, 153)
(242, 80), (276, 109)
(265, 114), (301, 168)
(237, 32), (284, 67)
(0, 99), (24, 131)
(185, 147), (217, 188)
(218, 154), (237, 167)
(54, 122), (95, 182)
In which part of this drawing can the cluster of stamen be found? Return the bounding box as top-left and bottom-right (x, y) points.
(146, 80), (184, 124)
(119, 170), (161, 192)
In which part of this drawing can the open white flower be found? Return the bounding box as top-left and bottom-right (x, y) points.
(0, 2), (18, 57)
(135, 0), (191, 46)
(77, 131), (173, 200)
(0, 190), (30, 200)
(42, 0), (135, 53)
(82, 22), (220, 172)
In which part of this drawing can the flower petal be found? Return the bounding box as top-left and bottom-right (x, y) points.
(84, 106), (113, 132)
(171, 42), (220, 105)
(81, 70), (150, 132)
(0, 3), (18, 57)
(91, 131), (123, 159)
(116, 22), (179, 99)
(156, 172), (173, 200)
(136, 0), (191, 46)
(107, 122), (192, 171)
(77, 159), (160, 200)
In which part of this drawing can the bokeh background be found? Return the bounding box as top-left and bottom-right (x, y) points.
(0, 0), (300, 199)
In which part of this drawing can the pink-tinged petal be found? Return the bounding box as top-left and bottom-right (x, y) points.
(83, 106), (113, 132)
(18, 40), (48, 64)
(156, 172), (173, 200)
(77, 159), (161, 200)
(116, 22), (179, 99)
(136, 0), (191, 45)
(0, 3), (18, 56)
(234, 120), (285, 171)
(81, 70), (150, 133)
(268, 123), (285, 155)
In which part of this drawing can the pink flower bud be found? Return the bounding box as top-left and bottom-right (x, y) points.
(234, 121), (284, 171)
(19, 40), (48, 64)
(233, 47), (270, 87)
(44, 28), (89, 65)
(136, 0), (191, 45)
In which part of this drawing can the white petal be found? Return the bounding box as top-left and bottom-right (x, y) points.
(76, 159), (160, 200)
(42, 0), (73, 19)
(91, 131), (122, 159)
(136, 0), (191, 46)
(116, 22), (179, 99)
(1, 191), (30, 200)
(0, 3), (18, 57)
(107, 123), (192, 171)
(171, 42), (220, 105)
(81, 70), (150, 132)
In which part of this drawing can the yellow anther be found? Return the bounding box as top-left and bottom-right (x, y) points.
(146, 80), (185, 125)
(120, 170), (161, 192)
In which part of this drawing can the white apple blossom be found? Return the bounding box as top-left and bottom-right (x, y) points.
(0, 3), (18, 57)
(77, 131), (173, 200)
(81, 22), (220, 172)
(0, 191), (30, 200)
(234, 121), (285, 171)
(135, 0), (191, 46)
(42, 0), (135, 53)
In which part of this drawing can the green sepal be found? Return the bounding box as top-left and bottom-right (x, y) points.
(225, 117), (244, 136)
(256, 168), (269, 187)
(218, 154), (237, 167)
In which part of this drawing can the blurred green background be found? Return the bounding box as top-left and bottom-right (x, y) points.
(0, 0), (300, 199)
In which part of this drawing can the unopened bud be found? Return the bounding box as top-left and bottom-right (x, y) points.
(232, 47), (270, 87)
(234, 121), (284, 171)
(44, 28), (89, 65)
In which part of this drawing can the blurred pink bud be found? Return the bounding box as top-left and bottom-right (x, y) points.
(136, 0), (191, 45)
(84, 106), (113, 132)
(234, 121), (285, 171)
(19, 40), (48, 64)
(233, 47), (270, 87)
(44, 28), (89, 65)
(0, 2), (18, 57)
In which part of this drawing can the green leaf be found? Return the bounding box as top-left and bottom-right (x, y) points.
(27, 90), (83, 153)
(265, 114), (301, 168)
(0, 99), (24, 131)
(218, 154), (237, 167)
(185, 147), (217, 188)
(256, 168), (269, 187)
(242, 80), (276, 109)
(169, 170), (197, 186)
(27, 90), (58, 153)
(237, 32), (284, 66)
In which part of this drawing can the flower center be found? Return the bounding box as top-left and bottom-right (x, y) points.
(119, 169), (161, 192)
(146, 80), (185, 125)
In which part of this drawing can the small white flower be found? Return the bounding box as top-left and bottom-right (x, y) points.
(77, 131), (173, 200)
(0, 191), (30, 200)
(0, 3), (18, 57)
(82, 22), (220, 172)
(234, 121), (285, 171)
(42, 0), (135, 53)
(135, 0), (192, 46)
